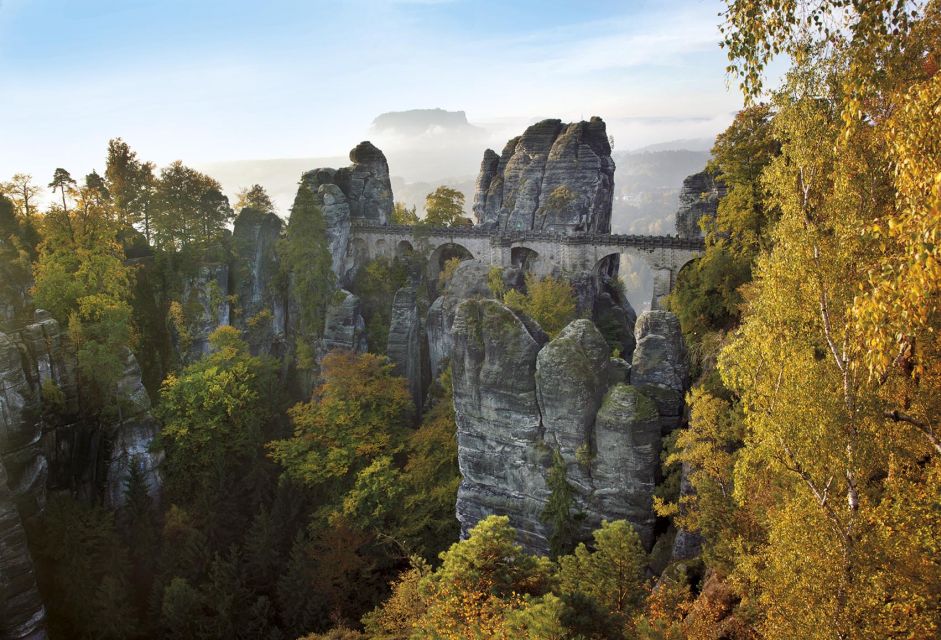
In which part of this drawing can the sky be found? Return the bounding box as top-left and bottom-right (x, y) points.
(0, 0), (749, 189)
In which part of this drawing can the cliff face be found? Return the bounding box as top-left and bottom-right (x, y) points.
(473, 117), (615, 233)
(451, 308), (688, 554)
(0, 311), (163, 639)
(232, 208), (287, 358)
(675, 170), (725, 239)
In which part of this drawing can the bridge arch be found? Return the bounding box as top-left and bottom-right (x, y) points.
(396, 240), (415, 258)
(593, 252), (621, 280)
(511, 246), (541, 273)
(427, 242), (474, 293)
(374, 238), (388, 257)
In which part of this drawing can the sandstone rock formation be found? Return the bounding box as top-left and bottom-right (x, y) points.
(675, 170), (725, 239)
(320, 290), (368, 356)
(0, 459), (46, 640)
(425, 260), (496, 380)
(301, 141), (393, 224)
(176, 263), (230, 363)
(452, 301), (688, 554)
(232, 208), (287, 357)
(473, 117), (615, 233)
(386, 285), (426, 413)
(631, 311), (689, 433)
(451, 298), (551, 552)
(0, 311), (162, 637)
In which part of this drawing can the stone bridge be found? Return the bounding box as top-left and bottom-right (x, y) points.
(349, 221), (705, 309)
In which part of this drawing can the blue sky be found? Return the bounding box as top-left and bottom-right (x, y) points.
(0, 0), (747, 184)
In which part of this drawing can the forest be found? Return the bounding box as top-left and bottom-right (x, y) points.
(1, 0), (939, 639)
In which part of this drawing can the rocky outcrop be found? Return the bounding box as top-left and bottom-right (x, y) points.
(301, 141), (392, 225)
(675, 170), (725, 239)
(473, 117), (615, 233)
(386, 285), (425, 413)
(451, 298), (551, 552)
(176, 264), (230, 363)
(0, 459), (46, 640)
(590, 384), (661, 547)
(232, 208), (286, 357)
(631, 311), (689, 433)
(453, 308), (688, 555)
(0, 312), (162, 638)
(426, 261), (496, 380)
(320, 290), (368, 355)
(103, 349), (163, 509)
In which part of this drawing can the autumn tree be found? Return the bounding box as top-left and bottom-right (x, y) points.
(2, 173), (41, 219)
(269, 350), (412, 491)
(151, 161), (233, 250)
(423, 186), (468, 227)
(503, 273), (577, 338)
(157, 326), (276, 503)
(105, 138), (157, 234)
(235, 184), (275, 214)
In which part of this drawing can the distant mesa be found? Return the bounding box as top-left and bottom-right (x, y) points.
(370, 108), (486, 138)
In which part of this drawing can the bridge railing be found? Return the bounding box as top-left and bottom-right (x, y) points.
(350, 220), (706, 251)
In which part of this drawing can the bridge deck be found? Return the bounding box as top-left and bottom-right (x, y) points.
(350, 221), (706, 251)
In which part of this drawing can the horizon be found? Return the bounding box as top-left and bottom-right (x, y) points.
(1, 0), (753, 199)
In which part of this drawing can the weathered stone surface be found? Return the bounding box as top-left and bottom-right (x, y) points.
(0, 458), (46, 640)
(306, 142), (392, 225)
(589, 384), (661, 548)
(426, 260), (494, 380)
(320, 290), (368, 356)
(473, 117), (615, 233)
(176, 263), (230, 363)
(451, 298), (551, 552)
(386, 285), (425, 413)
(317, 184), (353, 282)
(232, 208), (286, 357)
(535, 320), (610, 494)
(631, 311), (689, 432)
(104, 349), (163, 509)
(675, 170), (725, 239)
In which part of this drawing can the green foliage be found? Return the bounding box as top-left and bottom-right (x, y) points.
(269, 350), (412, 490)
(668, 105), (778, 348)
(351, 256), (411, 352)
(31, 496), (140, 639)
(503, 273), (577, 338)
(157, 326), (276, 503)
(105, 138), (156, 233)
(487, 265), (506, 298)
(280, 183), (336, 341)
(558, 520), (647, 627)
(422, 186), (468, 227)
(235, 184), (275, 214)
(542, 450), (581, 558)
(151, 160), (233, 250)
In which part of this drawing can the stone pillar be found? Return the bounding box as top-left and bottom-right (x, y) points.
(651, 268), (674, 310)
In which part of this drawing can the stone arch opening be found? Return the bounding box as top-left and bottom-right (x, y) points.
(374, 238), (387, 257)
(511, 246), (540, 272)
(593, 252), (621, 281)
(427, 242), (474, 295)
(396, 240), (415, 258)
